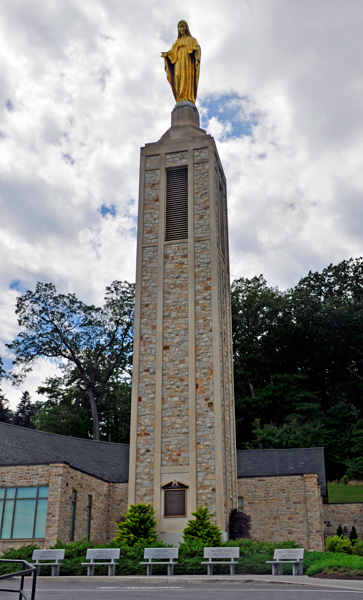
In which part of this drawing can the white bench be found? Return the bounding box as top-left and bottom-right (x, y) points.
(82, 548), (120, 576)
(266, 548), (305, 575)
(202, 547), (240, 576)
(32, 549), (65, 576)
(141, 548), (179, 576)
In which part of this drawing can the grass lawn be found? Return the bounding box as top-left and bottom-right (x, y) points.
(328, 483), (363, 503)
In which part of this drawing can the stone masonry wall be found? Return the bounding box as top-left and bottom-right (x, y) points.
(143, 167), (159, 244)
(162, 242), (189, 466)
(324, 503), (363, 539)
(238, 474), (324, 551)
(107, 482), (129, 540)
(194, 238), (215, 513)
(56, 464), (110, 546)
(135, 245), (158, 504)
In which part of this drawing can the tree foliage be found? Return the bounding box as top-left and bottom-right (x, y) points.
(228, 509), (251, 540)
(114, 504), (157, 547)
(7, 281), (134, 440)
(232, 258), (363, 479)
(182, 506), (222, 546)
(13, 391), (36, 428)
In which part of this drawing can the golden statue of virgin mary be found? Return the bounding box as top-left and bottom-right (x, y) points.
(161, 20), (201, 105)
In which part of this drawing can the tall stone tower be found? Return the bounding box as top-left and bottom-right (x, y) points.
(128, 100), (237, 543)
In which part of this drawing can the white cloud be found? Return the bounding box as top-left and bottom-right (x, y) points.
(1, 0), (363, 406)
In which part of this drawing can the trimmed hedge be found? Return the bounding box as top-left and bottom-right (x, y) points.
(0, 538), (302, 576)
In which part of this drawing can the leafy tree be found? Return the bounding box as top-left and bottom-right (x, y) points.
(232, 258), (363, 479)
(182, 506), (222, 546)
(0, 390), (12, 423)
(114, 504), (157, 546)
(7, 281), (134, 440)
(228, 509), (251, 540)
(35, 369), (131, 442)
(337, 525), (344, 537)
(0, 358), (12, 423)
(13, 391), (36, 428)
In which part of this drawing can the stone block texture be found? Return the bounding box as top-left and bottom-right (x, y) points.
(238, 474), (324, 551)
(324, 502), (363, 539)
(130, 123), (237, 536)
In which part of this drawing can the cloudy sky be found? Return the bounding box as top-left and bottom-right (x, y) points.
(1, 0), (363, 407)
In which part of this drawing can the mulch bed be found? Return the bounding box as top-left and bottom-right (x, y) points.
(311, 571), (363, 580)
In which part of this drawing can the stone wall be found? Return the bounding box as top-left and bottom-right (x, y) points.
(0, 464), (128, 553)
(238, 474), (324, 551)
(162, 242), (189, 466)
(324, 503), (363, 539)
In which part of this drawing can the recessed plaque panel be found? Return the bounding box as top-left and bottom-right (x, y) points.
(164, 489), (186, 517)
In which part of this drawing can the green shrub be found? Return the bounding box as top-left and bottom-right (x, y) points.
(52, 538), (96, 575)
(326, 535), (353, 554)
(353, 541), (363, 556)
(0, 543), (40, 576)
(336, 524), (344, 537)
(228, 509), (251, 540)
(182, 506), (222, 546)
(350, 525), (358, 544)
(306, 552), (363, 576)
(114, 504), (157, 547)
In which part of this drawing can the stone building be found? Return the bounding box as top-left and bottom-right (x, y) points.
(0, 422), (129, 553)
(128, 101), (237, 544)
(0, 421), (326, 552)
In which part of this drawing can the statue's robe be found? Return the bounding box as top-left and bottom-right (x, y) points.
(164, 35), (201, 104)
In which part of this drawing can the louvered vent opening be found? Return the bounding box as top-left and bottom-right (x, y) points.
(166, 167), (188, 241)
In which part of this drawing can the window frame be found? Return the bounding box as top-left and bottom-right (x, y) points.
(0, 486), (49, 540)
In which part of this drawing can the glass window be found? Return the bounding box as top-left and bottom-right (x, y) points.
(17, 487), (37, 499)
(38, 487), (49, 498)
(34, 499), (48, 538)
(1, 500), (14, 539)
(12, 499), (36, 538)
(0, 487), (49, 539)
(238, 496), (244, 512)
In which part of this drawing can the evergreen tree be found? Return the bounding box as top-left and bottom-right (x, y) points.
(182, 506), (222, 546)
(13, 391), (36, 428)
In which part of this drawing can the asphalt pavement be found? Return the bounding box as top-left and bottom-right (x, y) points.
(3, 575), (363, 600)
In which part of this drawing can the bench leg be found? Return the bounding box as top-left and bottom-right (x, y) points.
(230, 564), (235, 576)
(87, 565), (94, 577)
(167, 564), (174, 576)
(146, 564), (152, 576)
(51, 564), (60, 577)
(272, 563), (283, 575)
(35, 565), (40, 577)
(292, 562), (303, 576)
(108, 564), (116, 577)
(207, 564), (213, 576)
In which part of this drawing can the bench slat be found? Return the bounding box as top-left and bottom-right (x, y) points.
(204, 548), (239, 559)
(144, 548), (178, 560)
(32, 550), (65, 561)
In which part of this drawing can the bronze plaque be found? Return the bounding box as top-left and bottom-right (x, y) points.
(164, 489), (186, 517)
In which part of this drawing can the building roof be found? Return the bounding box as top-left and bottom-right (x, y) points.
(237, 447), (327, 495)
(0, 422), (326, 493)
(0, 421), (129, 483)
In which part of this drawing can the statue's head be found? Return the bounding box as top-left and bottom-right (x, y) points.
(178, 20), (191, 37)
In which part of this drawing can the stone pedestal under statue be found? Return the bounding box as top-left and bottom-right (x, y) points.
(128, 102), (237, 544)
